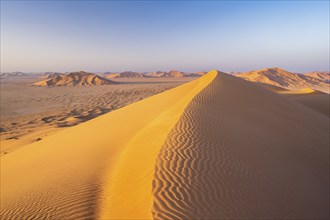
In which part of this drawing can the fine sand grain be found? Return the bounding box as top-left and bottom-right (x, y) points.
(152, 72), (329, 219)
(0, 77), (190, 154)
(254, 82), (329, 118)
(1, 71), (328, 219)
(0, 72), (216, 219)
(291, 94), (329, 117)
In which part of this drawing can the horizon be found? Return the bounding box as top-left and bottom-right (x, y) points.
(1, 1), (329, 73)
(1, 67), (329, 74)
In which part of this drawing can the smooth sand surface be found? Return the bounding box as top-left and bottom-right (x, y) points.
(254, 82), (329, 118)
(0, 72), (216, 219)
(1, 71), (328, 219)
(291, 94), (329, 117)
(152, 72), (329, 219)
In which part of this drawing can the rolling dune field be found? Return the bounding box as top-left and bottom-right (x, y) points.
(1, 71), (328, 219)
(0, 77), (191, 155)
(0, 72), (216, 219)
(153, 72), (329, 219)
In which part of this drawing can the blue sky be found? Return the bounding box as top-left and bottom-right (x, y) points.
(1, 1), (329, 73)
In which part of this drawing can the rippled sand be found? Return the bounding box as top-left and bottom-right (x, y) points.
(1, 71), (328, 219)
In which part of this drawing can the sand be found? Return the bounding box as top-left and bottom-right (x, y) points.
(0, 72), (215, 219)
(1, 77), (190, 155)
(253, 82), (329, 118)
(152, 72), (329, 219)
(34, 71), (116, 86)
(1, 71), (328, 219)
(291, 94), (329, 117)
(237, 67), (329, 93)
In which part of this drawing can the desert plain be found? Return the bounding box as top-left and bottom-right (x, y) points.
(0, 75), (192, 155)
(0, 69), (329, 219)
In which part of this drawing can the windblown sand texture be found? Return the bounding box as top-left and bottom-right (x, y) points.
(152, 72), (329, 219)
(1, 71), (328, 219)
(0, 72), (216, 219)
(1, 77), (187, 154)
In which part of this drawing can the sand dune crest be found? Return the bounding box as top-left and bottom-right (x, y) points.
(152, 72), (329, 219)
(0, 71), (217, 219)
(34, 71), (116, 86)
(237, 67), (329, 93)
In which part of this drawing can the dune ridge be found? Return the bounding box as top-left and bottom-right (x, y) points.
(106, 71), (147, 78)
(0, 71), (217, 219)
(34, 71), (116, 86)
(305, 71), (330, 82)
(97, 70), (217, 219)
(237, 67), (329, 93)
(152, 72), (329, 219)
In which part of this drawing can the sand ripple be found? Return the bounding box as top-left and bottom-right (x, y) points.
(153, 72), (329, 219)
(1, 176), (102, 219)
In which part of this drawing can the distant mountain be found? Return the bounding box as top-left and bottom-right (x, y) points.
(185, 71), (208, 77)
(44, 72), (63, 78)
(162, 70), (186, 77)
(103, 72), (117, 75)
(106, 71), (148, 78)
(0, 72), (28, 77)
(144, 71), (166, 77)
(229, 71), (242, 75)
(34, 71), (116, 86)
(145, 70), (193, 78)
(237, 67), (329, 93)
(304, 71), (330, 82)
(106, 70), (203, 78)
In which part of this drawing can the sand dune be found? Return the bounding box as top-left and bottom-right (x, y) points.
(143, 71), (186, 78)
(237, 67), (329, 93)
(144, 71), (166, 77)
(105, 70), (207, 78)
(161, 70), (186, 77)
(153, 72), (329, 219)
(0, 71), (216, 219)
(1, 71), (328, 219)
(0, 72), (27, 78)
(291, 94), (329, 117)
(34, 71), (116, 86)
(305, 71), (330, 82)
(253, 83), (329, 118)
(1, 77), (186, 155)
(106, 71), (147, 78)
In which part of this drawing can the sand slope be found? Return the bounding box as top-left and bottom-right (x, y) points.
(1, 71), (328, 219)
(1, 77), (183, 155)
(153, 72), (329, 219)
(253, 83), (329, 118)
(34, 71), (115, 86)
(285, 93), (329, 118)
(0, 71), (216, 219)
(106, 71), (147, 78)
(305, 71), (330, 82)
(237, 67), (329, 93)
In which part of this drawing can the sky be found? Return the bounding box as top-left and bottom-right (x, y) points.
(1, 0), (329, 73)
